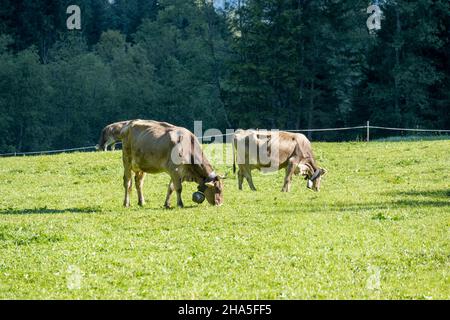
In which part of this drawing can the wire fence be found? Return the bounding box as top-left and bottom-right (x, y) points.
(0, 146), (97, 157)
(1, 123), (449, 158)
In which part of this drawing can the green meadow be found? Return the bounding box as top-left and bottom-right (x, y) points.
(0, 141), (448, 299)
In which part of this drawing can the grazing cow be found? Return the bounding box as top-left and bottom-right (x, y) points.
(232, 129), (326, 192)
(120, 120), (224, 208)
(97, 120), (131, 151)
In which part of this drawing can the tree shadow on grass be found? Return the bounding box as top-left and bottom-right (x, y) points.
(0, 204), (200, 215)
(268, 198), (449, 215)
(384, 189), (450, 199)
(389, 199), (449, 207)
(326, 199), (449, 213)
(0, 206), (102, 215)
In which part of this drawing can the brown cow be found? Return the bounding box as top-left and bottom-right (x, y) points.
(120, 120), (224, 208)
(97, 120), (132, 151)
(232, 129), (326, 192)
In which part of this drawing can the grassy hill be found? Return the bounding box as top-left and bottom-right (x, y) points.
(0, 141), (449, 299)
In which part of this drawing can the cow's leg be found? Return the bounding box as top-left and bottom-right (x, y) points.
(237, 168), (244, 190)
(123, 168), (133, 207)
(167, 174), (183, 208)
(243, 169), (257, 191)
(164, 180), (175, 208)
(173, 177), (184, 208)
(282, 159), (298, 192)
(135, 171), (146, 206)
(111, 143), (116, 151)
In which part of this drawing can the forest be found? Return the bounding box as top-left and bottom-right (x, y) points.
(0, 0), (448, 152)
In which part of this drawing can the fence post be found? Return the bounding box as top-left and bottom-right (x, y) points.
(366, 121), (370, 142)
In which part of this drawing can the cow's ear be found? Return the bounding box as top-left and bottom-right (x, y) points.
(320, 168), (327, 176)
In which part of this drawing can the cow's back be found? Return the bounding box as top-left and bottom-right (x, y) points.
(233, 130), (314, 170)
(266, 131), (301, 169)
(110, 120), (131, 137)
(121, 120), (184, 173)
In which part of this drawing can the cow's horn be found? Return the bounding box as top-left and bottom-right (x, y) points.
(310, 169), (321, 182)
(205, 181), (215, 188)
(218, 173), (228, 179)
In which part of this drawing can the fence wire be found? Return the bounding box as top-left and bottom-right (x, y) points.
(368, 126), (450, 133)
(0, 125), (448, 157)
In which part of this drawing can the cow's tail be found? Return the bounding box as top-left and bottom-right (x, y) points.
(232, 136), (236, 174)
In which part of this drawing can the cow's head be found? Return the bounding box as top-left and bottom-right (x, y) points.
(97, 135), (116, 152)
(297, 163), (327, 192)
(196, 174), (224, 206)
(96, 130), (107, 151)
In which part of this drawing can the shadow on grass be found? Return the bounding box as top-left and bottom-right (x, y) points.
(344, 199), (448, 211)
(326, 199), (450, 213)
(0, 206), (102, 215)
(157, 204), (199, 210)
(0, 204), (200, 215)
(268, 198), (449, 215)
(384, 189), (450, 199)
(389, 199), (449, 207)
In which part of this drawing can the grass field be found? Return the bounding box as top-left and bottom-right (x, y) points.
(0, 140), (449, 299)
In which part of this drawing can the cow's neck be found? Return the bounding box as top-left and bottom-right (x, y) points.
(197, 161), (215, 180)
(190, 156), (216, 184)
(303, 157), (318, 172)
(186, 139), (216, 183)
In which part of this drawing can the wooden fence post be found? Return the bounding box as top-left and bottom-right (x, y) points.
(366, 121), (370, 142)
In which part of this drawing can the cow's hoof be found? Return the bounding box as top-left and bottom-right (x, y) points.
(138, 202), (145, 207)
